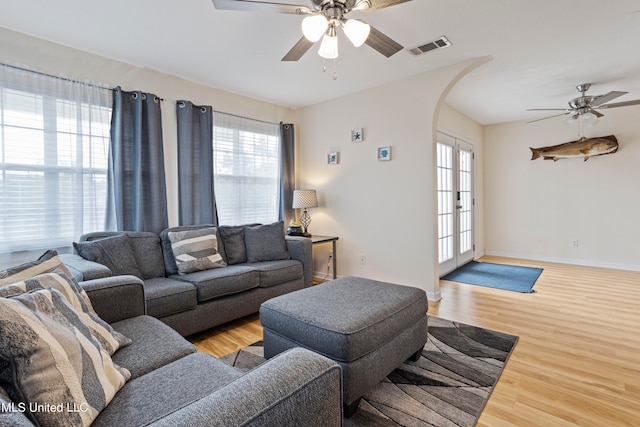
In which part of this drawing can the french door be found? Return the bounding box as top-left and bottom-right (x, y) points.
(437, 132), (474, 276)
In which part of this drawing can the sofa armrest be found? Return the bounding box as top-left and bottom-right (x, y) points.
(286, 236), (313, 287)
(81, 275), (146, 324)
(59, 253), (112, 282)
(149, 347), (342, 427)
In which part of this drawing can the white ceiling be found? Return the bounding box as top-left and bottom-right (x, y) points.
(1, 0), (640, 125)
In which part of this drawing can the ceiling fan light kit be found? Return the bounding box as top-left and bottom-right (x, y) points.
(212, 0), (410, 63)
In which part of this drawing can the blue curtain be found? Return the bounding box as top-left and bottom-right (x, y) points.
(105, 87), (168, 234)
(279, 122), (295, 225)
(176, 101), (218, 226)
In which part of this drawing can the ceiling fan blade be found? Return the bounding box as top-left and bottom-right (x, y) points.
(355, 0), (412, 12)
(599, 99), (640, 109)
(526, 108), (570, 111)
(282, 36), (315, 61)
(365, 25), (403, 57)
(211, 0), (312, 14)
(591, 90), (627, 107)
(527, 112), (570, 123)
(590, 109), (604, 118)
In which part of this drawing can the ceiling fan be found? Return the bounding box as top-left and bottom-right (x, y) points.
(527, 83), (640, 124)
(211, 0), (411, 61)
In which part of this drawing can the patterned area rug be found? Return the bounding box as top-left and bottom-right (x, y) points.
(220, 316), (518, 426)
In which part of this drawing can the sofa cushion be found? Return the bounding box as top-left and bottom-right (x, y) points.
(0, 270), (131, 356)
(218, 225), (248, 265)
(74, 234), (143, 278)
(168, 227), (226, 274)
(143, 277), (197, 317)
(244, 221), (290, 263)
(252, 260), (304, 288)
(111, 315), (196, 379)
(173, 265), (260, 302)
(125, 232), (166, 279)
(0, 288), (130, 427)
(92, 352), (242, 427)
(79, 231), (165, 279)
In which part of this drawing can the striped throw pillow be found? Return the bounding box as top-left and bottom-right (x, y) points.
(0, 288), (131, 427)
(0, 271), (131, 355)
(0, 250), (96, 313)
(168, 227), (227, 275)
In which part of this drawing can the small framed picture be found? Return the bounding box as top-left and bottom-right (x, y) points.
(328, 151), (339, 165)
(377, 146), (391, 161)
(351, 128), (363, 143)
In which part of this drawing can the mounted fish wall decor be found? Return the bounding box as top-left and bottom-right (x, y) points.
(530, 135), (618, 162)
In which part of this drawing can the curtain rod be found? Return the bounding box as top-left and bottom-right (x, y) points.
(212, 109), (280, 126)
(1, 62), (114, 90)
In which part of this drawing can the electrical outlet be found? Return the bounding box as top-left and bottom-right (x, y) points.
(571, 240), (579, 248)
(359, 255), (367, 265)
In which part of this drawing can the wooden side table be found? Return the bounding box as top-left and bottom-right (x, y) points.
(310, 235), (339, 279)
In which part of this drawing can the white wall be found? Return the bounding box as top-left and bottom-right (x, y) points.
(0, 27), (295, 267)
(296, 58), (490, 300)
(484, 106), (640, 271)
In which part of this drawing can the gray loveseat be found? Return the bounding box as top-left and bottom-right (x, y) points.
(0, 271), (342, 426)
(61, 222), (312, 336)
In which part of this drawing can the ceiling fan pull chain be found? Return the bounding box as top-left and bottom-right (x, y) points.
(322, 58), (327, 72)
(332, 59), (338, 80)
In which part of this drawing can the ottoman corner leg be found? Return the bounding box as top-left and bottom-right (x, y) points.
(343, 398), (362, 418)
(407, 348), (423, 362)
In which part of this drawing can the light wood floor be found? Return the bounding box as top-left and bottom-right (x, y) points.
(188, 256), (640, 426)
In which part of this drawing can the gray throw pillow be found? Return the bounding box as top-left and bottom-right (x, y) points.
(74, 234), (143, 278)
(168, 227), (227, 275)
(244, 221), (290, 263)
(0, 287), (130, 427)
(218, 225), (248, 265)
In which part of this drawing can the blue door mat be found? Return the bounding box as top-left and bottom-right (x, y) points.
(442, 261), (542, 293)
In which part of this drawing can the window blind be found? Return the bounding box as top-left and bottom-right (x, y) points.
(0, 65), (111, 253)
(212, 112), (280, 226)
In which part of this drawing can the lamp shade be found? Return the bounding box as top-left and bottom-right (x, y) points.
(318, 32), (339, 59)
(581, 111), (598, 125)
(343, 19), (370, 47)
(292, 189), (318, 209)
(302, 14), (328, 42)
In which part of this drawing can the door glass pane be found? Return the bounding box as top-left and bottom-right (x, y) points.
(437, 142), (454, 263)
(459, 148), (472, 253)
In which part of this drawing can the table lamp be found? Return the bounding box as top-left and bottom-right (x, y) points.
(292, 189), (318, 237)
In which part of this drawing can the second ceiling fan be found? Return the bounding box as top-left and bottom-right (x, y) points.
(527, 83), (640, 123)
(211, 0), (411, 61)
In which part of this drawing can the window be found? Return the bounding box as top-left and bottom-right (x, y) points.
(212, 112), (281, 225)
(0, 65), (111, 253)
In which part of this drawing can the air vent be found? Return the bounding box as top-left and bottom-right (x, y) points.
(408, 36), (452, 56)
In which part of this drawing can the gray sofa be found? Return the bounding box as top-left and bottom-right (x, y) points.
(0, 274), (343, 426)
(61, 222), (312, 336)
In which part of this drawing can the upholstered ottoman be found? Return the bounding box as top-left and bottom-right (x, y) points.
(260, 276), (429, 416)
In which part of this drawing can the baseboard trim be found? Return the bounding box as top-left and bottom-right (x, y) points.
(427, 291), (442, 302)
(484, 251), (640, 272)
